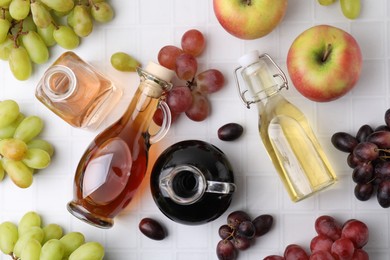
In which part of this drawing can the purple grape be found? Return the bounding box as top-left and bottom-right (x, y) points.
(232, 235), (251, 251)
(385, 108), (390, 128)
(331, 132), (359, 153)
(377, 180), (390, 208)
(139, 218), (167, 240)
(353, 142), (379, 162)
(252, 214), (274, 237)
(367, 131), (390, 148)
(216, 239), (238, 260)
(352, 163), (374, 184)
(347, 153), (364, 169)
(356, 124), (374, 143)
(354, 183), (374, 201)
(227, 210), (251, 229)
(219, 224), (234, 240)
(237, 220), (255, 239)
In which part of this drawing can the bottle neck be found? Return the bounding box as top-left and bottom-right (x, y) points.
(42, 65), (77, 101)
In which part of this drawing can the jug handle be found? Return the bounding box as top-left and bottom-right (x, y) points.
(149, 100), (171, 144)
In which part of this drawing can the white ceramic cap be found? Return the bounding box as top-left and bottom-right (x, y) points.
(238, 50), (260, 68)
(144, 62), (175, 83)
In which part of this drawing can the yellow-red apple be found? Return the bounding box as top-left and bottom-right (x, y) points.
(287, 25), (362, 102)
(213, 0), (287, 40)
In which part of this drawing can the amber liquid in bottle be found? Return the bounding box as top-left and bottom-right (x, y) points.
(68, 63), (174, 228)
(35, 51), (121, 129)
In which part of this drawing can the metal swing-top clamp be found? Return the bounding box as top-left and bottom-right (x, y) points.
(234, 53), (289, 109)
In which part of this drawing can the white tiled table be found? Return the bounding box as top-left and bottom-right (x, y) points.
(1, 0), (389, 259)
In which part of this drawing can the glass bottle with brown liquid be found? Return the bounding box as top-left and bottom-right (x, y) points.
(234, 51), (337, 202)
(35, 51), (122, 129)
(67, 62), (175, 228)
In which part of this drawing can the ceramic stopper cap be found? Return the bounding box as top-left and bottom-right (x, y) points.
(238, 50), (260, 68)
(144, 62), (175, 83)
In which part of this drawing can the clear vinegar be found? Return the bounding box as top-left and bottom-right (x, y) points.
(259, 95), (337, 201)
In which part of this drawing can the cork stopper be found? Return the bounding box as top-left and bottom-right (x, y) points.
(144, 62), (175, 83)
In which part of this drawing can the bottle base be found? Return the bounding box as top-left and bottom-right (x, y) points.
(67, 201), (113, 229)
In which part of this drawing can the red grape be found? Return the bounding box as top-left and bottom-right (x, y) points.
(315, 215), (342, 241)
(309, 250), (335, 260)
(353, 142), (379, 162)
(356, 125), (374, 143)
(377, 180), (390, 208)
(374, 161), (390, 180)
(218, 123), (244, 141)
(157, 45), (183, 70)
(330, 238), (355, 260)
(331, 132), (359, 153)
(284, 244), (309, 260)
(252, 214), (274, 237)
(237, 220), (255, 239)
(185, 91), (209, 122)
(232, 235), (251, 251)
(181, 29), (205, 57)
(347, 153), (364, 169)
(195, 69), (225, 94)
(138, 218), (167, 240)
(263, 256), (285, 260)
(166, 86), (193, 114)
(352, 249), (369, 260)
(175, 53), (198, 81)
(310, 235), (333, 253)
(216, 239), (237, 260)
(341, 219), (369, 249)
(152, 107), (180, 126)
(366, 130), (390, 148)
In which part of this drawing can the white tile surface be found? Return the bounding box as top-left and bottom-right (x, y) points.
(1, 1), (390, 260)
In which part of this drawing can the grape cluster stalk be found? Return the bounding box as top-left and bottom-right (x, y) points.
(0, 211), (105, 260)
(154, 29), (226, 124)
(331, 108), (390, 208)
(0, 0), (114, 81)
(0, 99), (54, 188)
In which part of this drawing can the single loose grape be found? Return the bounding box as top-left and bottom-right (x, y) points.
(110, 52), (140, 72)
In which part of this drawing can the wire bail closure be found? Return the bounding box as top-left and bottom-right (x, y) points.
(234, 53), (289, 109)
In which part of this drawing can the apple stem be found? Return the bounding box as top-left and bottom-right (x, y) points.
(322, 43), (332, 62)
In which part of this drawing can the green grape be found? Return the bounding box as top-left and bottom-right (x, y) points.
(8, 0), (30, 20)
(340, 0), (361, 19)
(53, 25), (80, 50)
(110, 52), (140, 72)
(37, 23), (56, 47)
(40, 239), (64, 260)
(42, 223), (63, 244)
(91, 2), (114, 23)
(2, 157), (33, 188)
(14, 115), (44, 143)
(22, 148), (51, 169)
(8, 45), (32, 81)
(59, 232), (85, 259)
(0, 37), (13, 60)
(22, 14), (37, 32)
(0, 113), (25, 139)
(27, 139), (54, 157)
(69, 241), (105, 260)
(317, 0), (336, 5)
(20, 238), (41, 260)
(0, 99), (20, 128)
(0, 138), (28, 161)
(0, 0), (12, 7)
(41, 0), (74, 13)
(18, 211), (42, 236)
(0, 18), (11, 43)
(0, 162), (4, 181)
(13, 226), (44, 258)
(30, 1), (53, 28)
(21, 31), (50, 64)
(0, 221), (18, 255)
(68, 4), (93, 37)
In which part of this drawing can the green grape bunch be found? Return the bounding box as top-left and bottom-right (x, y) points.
(0, 99), (54, 188)
(0, 0), (114, 81)
(0, 211), (105, 260)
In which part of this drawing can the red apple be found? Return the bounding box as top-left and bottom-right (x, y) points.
(287, 25), (362, 102)
(213, 0), (287, 40)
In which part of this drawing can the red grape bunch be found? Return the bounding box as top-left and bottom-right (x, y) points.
(216, 210), (274, 260)
(154, 29), (225, 125)
(263, 215), (369, 260)
(331, 108), (390, 208)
